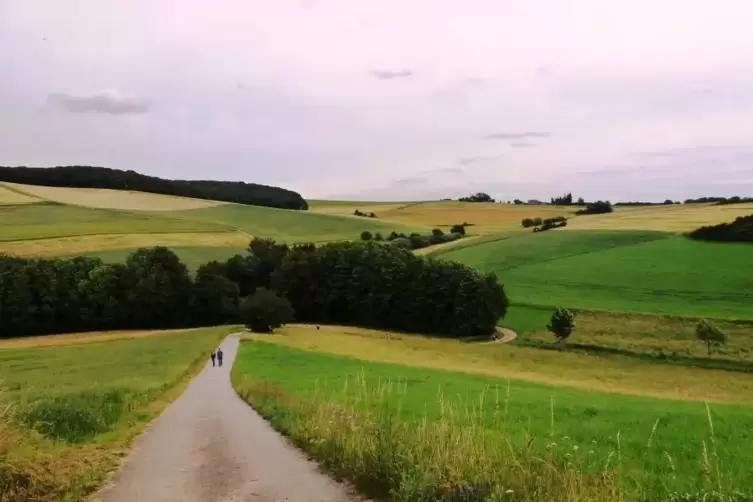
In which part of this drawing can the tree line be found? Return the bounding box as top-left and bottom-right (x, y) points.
(1, 238), (508, 339)
(361, 227), (465, 250)
(459, 192), (495, 203)
(0, 166), (308, 210)
(688, 214), (753, 243)
(684, 196), (753, 205)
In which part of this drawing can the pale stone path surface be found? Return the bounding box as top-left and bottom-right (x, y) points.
(92, 334), (362, 502)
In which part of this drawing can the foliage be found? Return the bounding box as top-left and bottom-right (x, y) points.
(576, 200), (614, 215)
(360, 230), (373, 241)
(695, 319), (727, 355)
(548, 307), (575, 341)
(353, 209), (377, 218)
(0, 165), (308, 210)
(533, 219), (568, 232)
(191, 263), (240, 325)
(458, 192), (495, 203)
(450, 224), (466, 235)
(688, 214), (753, 243)
(239, 287), (295, 333)
(272, 242), (508, 337)
(684, 196), (753, 205)
(550, 192), (573, 205)
(522, 215), (567, 229)
(373, 232), (384, 241)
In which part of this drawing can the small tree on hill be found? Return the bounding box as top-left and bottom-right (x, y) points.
(360, 230), (373, 241)
(695, 319), (726, 355)
(548, 308), (575, 342)
(240, 287), (295, 333)
(373, 232), (384, 241)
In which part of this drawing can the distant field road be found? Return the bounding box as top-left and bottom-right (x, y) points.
(91, 334), (363, 502)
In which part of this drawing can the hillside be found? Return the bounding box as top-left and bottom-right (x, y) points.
(0, 165), (308, 210)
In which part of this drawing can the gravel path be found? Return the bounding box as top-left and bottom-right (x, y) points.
(92, 334), (362, 502)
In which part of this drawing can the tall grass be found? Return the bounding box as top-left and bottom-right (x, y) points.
(232, 342), (753, 501)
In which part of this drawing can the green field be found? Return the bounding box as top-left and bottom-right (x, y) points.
(234, 340), (753, 500)
(0, 326), (235, 500)
(0, 203), (223, 242)
(162, 203), (427, 243)
(437, 230), (753, 319)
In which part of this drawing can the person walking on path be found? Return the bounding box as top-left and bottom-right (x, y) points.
(210, 350), (216, 367)
(217, 347), (224, 367)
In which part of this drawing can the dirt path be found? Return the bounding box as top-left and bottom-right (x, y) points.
(496, 328), (518, 343)
(92, 334), (362, 502)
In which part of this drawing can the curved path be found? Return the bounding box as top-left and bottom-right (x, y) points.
(92, 334), (362, 502)
(496, 327), (518, 343)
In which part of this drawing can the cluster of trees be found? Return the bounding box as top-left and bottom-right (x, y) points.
(550, 193), (574, 205)
(614, 200), (679, 206)
(1, 238), (508, 339)
(521, 216), (567, 229)
(688, 214), (753, 243)
(353, 209), (377, 218)
(684, 196), (753, 205)
(533, 220), (568, 232)
(459, 192), (495, 203)
(575, 201), (613, 215)
(361, 227), (465, 250)
(0, 166), (308, 210)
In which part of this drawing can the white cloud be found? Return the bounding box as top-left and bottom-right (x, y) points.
(46, 90), (150, 115)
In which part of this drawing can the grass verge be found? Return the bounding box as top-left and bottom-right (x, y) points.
(0, 325), (237, 501)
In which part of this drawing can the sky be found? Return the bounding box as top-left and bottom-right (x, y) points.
(2, 0), (753, 201)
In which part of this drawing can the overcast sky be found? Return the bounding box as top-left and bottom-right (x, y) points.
(2, 0), (753, 201)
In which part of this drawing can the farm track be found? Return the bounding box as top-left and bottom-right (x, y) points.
(92, 333), (363, 502)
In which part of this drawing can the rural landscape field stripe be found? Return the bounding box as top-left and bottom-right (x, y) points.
(92, 334), (361, 502)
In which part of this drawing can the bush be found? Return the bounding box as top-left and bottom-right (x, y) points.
(575, 201), (613, 215)
(521, 218), (535, 228)
(373, 232), (384, 241)
(548, 308), (575, 341)
(450, 224), (466, 235)
(695, 319), (727, 355)
(688, 214), (753, 243)
(240, 288), (295, 333)
(361, 230), (373, 241)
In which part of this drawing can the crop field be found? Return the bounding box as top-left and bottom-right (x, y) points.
(567, 202), (753, 232)
(233, 338), (753, 500)
(0, 184), (40, 205)
(437, 230), (753, 319)
(164, 203), (428, 243)
(0, 326), (235, 500)
(1, 182), (224, 211)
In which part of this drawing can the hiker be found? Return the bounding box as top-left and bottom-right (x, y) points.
(210, 350), (216, 367)
(217, 347), (224, 367)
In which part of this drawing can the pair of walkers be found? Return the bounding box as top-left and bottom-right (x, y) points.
(210, 347), (224, 367)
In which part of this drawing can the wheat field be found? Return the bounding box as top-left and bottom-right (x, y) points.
(1, 182), (225, 211)
(0, 184), (41, 205)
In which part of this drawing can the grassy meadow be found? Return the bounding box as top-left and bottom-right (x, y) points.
(0, 326), (236, 501)
(233, 338), (753, 500)
(437, 230), (753, 319)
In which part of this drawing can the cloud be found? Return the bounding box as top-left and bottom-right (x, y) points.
(510, 142), (534, 148)
(371, 69), (413, 80)
(457, 155), (503, 165)
(46, 90), (150, 115)
(485, 132), (550, 140)
(391, 175), (428, 185)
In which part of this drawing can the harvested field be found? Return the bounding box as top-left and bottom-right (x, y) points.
(2, 182), (225, 211)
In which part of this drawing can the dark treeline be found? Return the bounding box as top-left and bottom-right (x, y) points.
(615, 200), (679, 206)
(688, 214), (753, 243)
(550, 193), (573, 205)
(0, 165), (308, 210)
(1, 239), (507, 339)
(353, 209), (377, 218)
(362, 227), (465, 250)
(684, 196), (753, 205)
(458, 192), (495, 203)
(575, 201), (613, 215)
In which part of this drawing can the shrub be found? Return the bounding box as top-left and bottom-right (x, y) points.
(548, 308), (575, 342)
(521, 218), (535, 228)
(432, 228), (445, 237)
(695, 319), (727, 355)
(688, 214), (753, 243)
(373, 232), (384, 241)
(240, 288), (295, 333)
(450, 224), (466, 235)
(575, 201), (613, 215)
(360, 230), (373, 241)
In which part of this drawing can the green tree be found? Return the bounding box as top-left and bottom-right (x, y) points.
(240, 288), (295, 333)
(373, 232), (384, 241)
(361, 230), (373, 241)
(191, 267), (240, 326)
(548, 308), (575, 342)
(695, 319), (727, 355)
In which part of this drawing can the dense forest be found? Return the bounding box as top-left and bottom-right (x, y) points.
(688, 214), (753, 243)
(0, 165), (308, 210)
(0, 239), (508, 339)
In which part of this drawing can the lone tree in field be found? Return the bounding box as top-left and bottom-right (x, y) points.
(548, 308), (575, 342)
(695, 319), (727, 355)
(240, 287), (295, 333)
